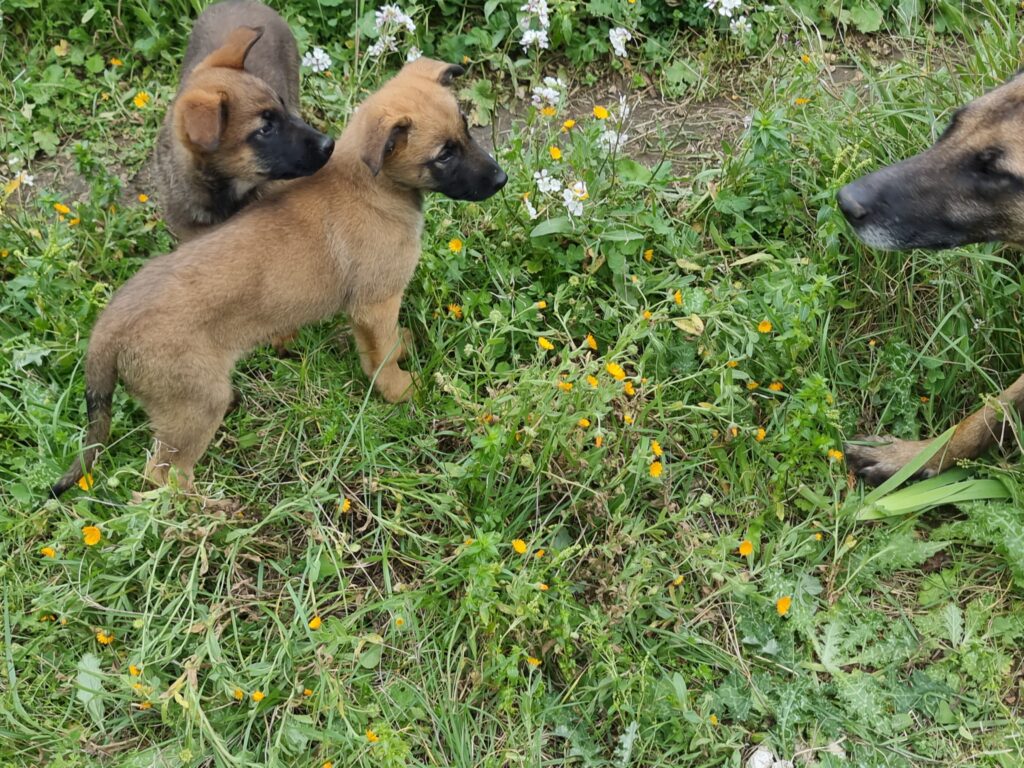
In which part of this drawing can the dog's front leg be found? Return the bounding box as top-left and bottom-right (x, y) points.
(350, 295), (414, 403)
(847, 373), (1024, 484)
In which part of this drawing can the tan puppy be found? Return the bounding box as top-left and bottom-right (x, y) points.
(153, 0), (334, 241)
(52, 59), (506, 497)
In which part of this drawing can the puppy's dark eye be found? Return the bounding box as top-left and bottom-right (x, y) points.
(257, 111), (277, 136)
(434, 141), (458, 164)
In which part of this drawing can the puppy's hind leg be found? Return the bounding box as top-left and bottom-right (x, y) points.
(145, 380), (234, 493)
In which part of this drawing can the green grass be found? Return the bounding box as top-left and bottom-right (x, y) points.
(2, 2), (1024, 767)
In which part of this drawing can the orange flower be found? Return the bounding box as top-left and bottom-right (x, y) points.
(643, 248), (653, 262)
(585, 333), (597, 351)
(642, 310), (652, 321)
(586, 375), (599, 388)
(755, 427), (766, 442)
(577, 418), (591, 428)
(366, 729), (379, 743)
(538, 337), (555, 351)
(233, 688), (245, 701)
(96, 631), (114, 645)
(593, 105), (609, 119)
(82, 525), (101, 546)
(252, 691), (265, 702)
(537, 583), (549, 591)
(78, 473), (94, 491)
(40, 546), (56, 558)
(536, 300), (547, 309)
(512, 539), (527, 555)
(738, 539), (753, 557)
(549, 146), (562, 160)
(768, 381), (783, 392)
(110, 57), (123, 66)
(137, 193), (149, 203)
(606, 362), (626, 381)
(54, 203), (71, 215)
(649, 461), (663, 478)
(794, 97), (810, 106)
(534, 549), (545, 558)
(757, 319), (773, 334)
(447, 303), (463, 319)
(776, 596), (792, 616)
(726, 360), (738, 368)
(129, 665), (141, 676)
(308, 616), (322, 630)
(594, 435), (604, 448)
(623, 381), (636, 397)
(557, 381), (573, 392)
(304, 688), (313, 696)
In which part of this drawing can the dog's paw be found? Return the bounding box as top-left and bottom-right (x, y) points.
(376, 368), (414, 403)
(844, 435), (937, 486)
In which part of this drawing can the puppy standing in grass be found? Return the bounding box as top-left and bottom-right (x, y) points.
(154, 0), (335, 241)
(51, 59), (507, 497)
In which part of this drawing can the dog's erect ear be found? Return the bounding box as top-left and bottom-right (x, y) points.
(361, 115), (412, 176)
(178, 89), (226, 152)
(199, 26), (265, 70)
(403, 58), (465, 87)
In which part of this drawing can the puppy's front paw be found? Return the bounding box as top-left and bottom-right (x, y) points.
(375, 367), (414, 403)
(845, 436), (936, 486)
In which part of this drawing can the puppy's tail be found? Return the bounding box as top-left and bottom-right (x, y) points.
(51, 338), (118, 498)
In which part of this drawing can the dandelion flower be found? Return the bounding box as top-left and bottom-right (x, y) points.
(129, 664), (141, 676)
(623, 414), (634, 425)
(537, 583), (549, 591)
(623, 381), (635, 397)
(710, 714), (719, 726)
(606, 362), (626, 380)
(78, 473), (94, 491)
(562, 119), (575, 131)
(110, 57), (123, 66)
(96, 631), (114, 645)
(768, 381), (783, 392)
(593, 105), (609, 119)
(447, 303), (463, 319)
(672, 575), (684, 586)
(651, 440), (663, 457)
(827, 448), (844, 461)
(673, 289), (682, 305)
(304, 688), (313, 696)
(801, 54), (811, 64)
(40, 547), (56, 558)
(137, 194), (149, 203)
(815, 532), (823, 541)
(726, 360), (738, 368)
(366, 729), (379, 742)
(233, 688), (245, 700)
(340, 497), (352, 513)
(755, 427), (766, 442)
(395, 616), (405, 627)
(252, 691), (265, 702)
(323, 762), (333, 768)
(738, 539), (753, 557)
(540, 105), (556, 117)
(535, 549), (545, 558)
(549, 146), (562, 160)
(776, 596), (792, 616)
(526, 656), (541, 666)
(308, 616), (322, 630)
(577, 417), (591, 428)
(643, 248), (653, 262)
(594, 435), (604, 448)
(82, 525), (101, 546)
(68, 217), (80, 226)
(54, 203), (71, 215)
(586, 375), (599, 388)
(557, 381), (572, 392)
(795, 97), (810, 105)
(448, 238), (463, 253)
(649, 461), (663, 478)
(746, 381), (759, 391)
(757, 319), (773, 333)
(534, 299), (548, 310)
(133, 91), (150, 109)
(643, 310), (652, 321)
(585, 333), (597, 351)
(538, 337), (554, 351)
(512, 539), (528, 554)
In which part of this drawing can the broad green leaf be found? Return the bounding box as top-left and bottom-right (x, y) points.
(76, 653), (105, 729)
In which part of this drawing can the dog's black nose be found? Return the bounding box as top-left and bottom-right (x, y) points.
(837, 183), (870, 222)
(316, 135), (335, 160)
(493, 167), (508, 191)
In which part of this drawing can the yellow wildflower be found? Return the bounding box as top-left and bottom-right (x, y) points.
(133, 91), (150, 108)
(395, 616), (405, 627)
(578, 418), (591, 428)
(643, 310), (652, 320)
(252, 691), (265, 702)
(538, 337), (555, 351)
(526, 656), (541, 666)
(512, 539), (527, 555)
(78, 473), (94, 490)
(110, 57), (123, 66)
(340, 497), (352, 512)
(586, 375), (599, 388)
(447, 303), (463, 319)
(448, 238), (463, 253)
(755, 427), (766, 442)
(233, 688), (245, 701)
(738, 539), (753, 557)
(562, 119), (575, 131)
(623, 414), (634, 425)
(801, 54), (811, 64)
(672, 575), (684, 586)
(537, 583), (549, 591)
(726, 360), (738, 368)
(673, 289), (682, 305)
(651, 440), (663, 457)
(649, 461), (663, 478)
(535, 549), (545, 558)
(746, 381), (759, 391)
(594, 435), (604, 448)
(557, 381), (573, 392)
(606, 362), (626, 380)
(137, 701), (152, 710)
(815, 532), (823, 541)
(536, 300), (547, 309)
(54, 203), (71, 215)
(794, 97), (810, 105)
(68, 217), (80, 226)
(768, 381), (783, 392)
(593, 105), (609, 119)
(304, 688), (313, 696)
(710, 714), (719, 726)
(757, 319), (773, 333)
(138, 193), (149, 203)
(541, 105), (556, 117)
(828, 449), (844, 461)
(366, 729), (379, 743)
(549, 146), (562, 160)
(776, 596), (792, 616)
(96, 631), (114, 645)
(623, 381), (635, 397)
(308, 616), (322, 630)
(129, 665), (141, 677)
(585, 333), (597, 351)
(40, 547), (56, 558)
(82, 525), (101, 546)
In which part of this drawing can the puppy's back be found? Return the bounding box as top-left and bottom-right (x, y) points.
(181, 0), (299, 110)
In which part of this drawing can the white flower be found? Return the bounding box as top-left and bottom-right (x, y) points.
(530, 77), (564, 108)
(519, 0), (550, 28)
(597, 129), (627, 152)
(301, 46), (332, 73)
(730, 14), (750, 33)
(406, 46), (422, 62)
(562, 181), (588, 217)
(375, 4), (416, 33)
(534, 169), (562, 194)
(7, 155), (22, 167)
(718, 0), (743, 17)
(520, 28), (549, 51)
(617, 94), (632, 120)
(608, 27), (631, 58)
(368, 34), (398, 58)
(523, 194), (539, 220)
(17, 171), (34, 187)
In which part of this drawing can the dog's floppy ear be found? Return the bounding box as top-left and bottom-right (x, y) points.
(178, 89), (226, 152)
(199, 26), (265, 70)
(361, 115), (412, 176)
(403, 58), (465, 87)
